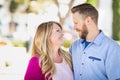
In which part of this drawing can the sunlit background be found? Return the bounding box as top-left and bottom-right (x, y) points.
(0, 0), (120, 80)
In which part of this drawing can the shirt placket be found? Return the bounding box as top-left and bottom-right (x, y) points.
(79, 43), (86, 80)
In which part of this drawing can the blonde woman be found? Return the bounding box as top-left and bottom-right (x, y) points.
(24, 21), (74, 80)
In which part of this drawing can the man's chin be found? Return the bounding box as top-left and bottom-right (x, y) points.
(79, 34), (86, 39)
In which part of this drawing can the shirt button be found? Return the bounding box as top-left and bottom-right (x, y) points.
(84, 52), (86, 54)
(80, 74), (82, 76)
(82, 63), (84, 65)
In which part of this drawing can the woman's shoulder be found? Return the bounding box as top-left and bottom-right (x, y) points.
(31, 54), (40, 59)
(29, 54), (40, 62)
(24, 54), (45, 80)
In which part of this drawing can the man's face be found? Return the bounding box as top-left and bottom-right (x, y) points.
(72, 12), (88, 39)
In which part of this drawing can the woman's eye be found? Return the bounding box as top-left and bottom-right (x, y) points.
(57, 29), (60, 32)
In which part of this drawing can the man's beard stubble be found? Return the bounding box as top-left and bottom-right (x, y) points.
(78, 24), (88, 40)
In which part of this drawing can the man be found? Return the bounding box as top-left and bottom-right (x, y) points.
(69, 3), (120, 80)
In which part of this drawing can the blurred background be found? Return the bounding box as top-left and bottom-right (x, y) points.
(0, 0), (120, 80)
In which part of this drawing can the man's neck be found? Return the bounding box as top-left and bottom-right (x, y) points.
(86, 30), (99, 42)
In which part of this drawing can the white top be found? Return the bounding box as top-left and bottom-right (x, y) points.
(52, 59), (74, 80)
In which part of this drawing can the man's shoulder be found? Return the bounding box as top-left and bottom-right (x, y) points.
(104, 36), (120, 48)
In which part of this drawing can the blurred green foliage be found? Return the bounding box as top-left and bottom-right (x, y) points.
(9, 0), (19, 13)
(63, 40), (73, 48)
(86, 0), (98, 8)
(9, 0), (24, 13)
(11, 40), (26, 47)
(112, 0), (120, 40)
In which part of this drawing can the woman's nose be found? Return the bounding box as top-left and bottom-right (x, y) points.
(61, 32), (64, 36)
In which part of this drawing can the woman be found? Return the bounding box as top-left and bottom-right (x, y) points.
(24, 21), (74, 80)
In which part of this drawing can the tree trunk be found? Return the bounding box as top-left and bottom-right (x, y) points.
(54, 0), (75, 25)
(112, 0), (120, 40)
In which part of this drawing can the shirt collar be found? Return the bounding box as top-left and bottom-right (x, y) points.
(92, 30), (105, 45)
(79, 30), (105, 45)
(79, 39), (85, 44)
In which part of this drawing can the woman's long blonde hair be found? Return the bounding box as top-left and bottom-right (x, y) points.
(31, 21), (72, 79)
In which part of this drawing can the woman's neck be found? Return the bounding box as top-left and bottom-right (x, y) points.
(52, 47), (62, 63)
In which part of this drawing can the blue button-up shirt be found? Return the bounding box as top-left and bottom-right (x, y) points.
(69, 30), (120, 80)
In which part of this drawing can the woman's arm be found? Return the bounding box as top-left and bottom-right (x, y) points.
(24, 56), (45, 80)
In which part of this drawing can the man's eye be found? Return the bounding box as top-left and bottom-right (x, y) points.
(74, 23), (77, 24)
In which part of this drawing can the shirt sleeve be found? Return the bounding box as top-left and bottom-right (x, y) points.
(24, 56), (45, 80)
(106, 44), (120, 80)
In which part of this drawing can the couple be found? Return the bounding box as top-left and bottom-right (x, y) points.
(24, 3), (120, 80)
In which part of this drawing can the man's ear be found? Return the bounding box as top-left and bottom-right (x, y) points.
(85, 16), (92, 25)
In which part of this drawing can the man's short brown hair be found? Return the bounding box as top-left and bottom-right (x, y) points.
(71, 3), (98, 25)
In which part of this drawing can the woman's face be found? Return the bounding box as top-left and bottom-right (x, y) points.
(50, 23), (64, 46)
